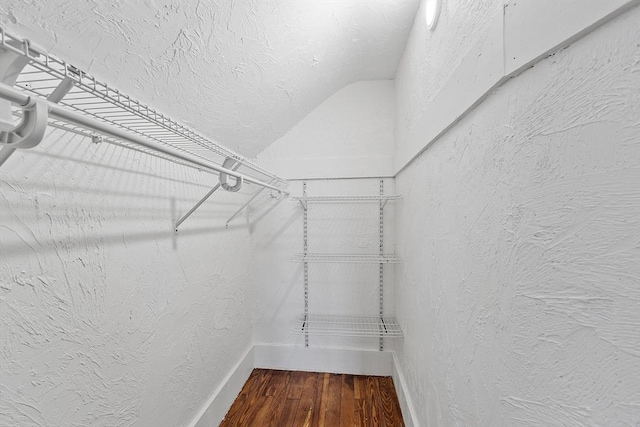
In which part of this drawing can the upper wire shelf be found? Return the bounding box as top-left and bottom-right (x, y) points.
(0, 27), (287, 189)
(291, 195), (402, 202)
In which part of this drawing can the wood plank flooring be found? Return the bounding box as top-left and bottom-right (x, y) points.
(219, 369), (405, 427)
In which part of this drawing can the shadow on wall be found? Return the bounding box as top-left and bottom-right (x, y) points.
(252, 203), (301, 248)
(249, 195), (295, 237)
(18, 145), (216, 190)
(1, 223), (247, 256)
(0, 129), (262, 256)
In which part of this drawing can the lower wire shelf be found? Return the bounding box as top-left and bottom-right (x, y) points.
(292, 253), (401, 264)
(295, 314), (403, 338)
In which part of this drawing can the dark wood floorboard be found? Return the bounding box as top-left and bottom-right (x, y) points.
(219, 369), (405, 427)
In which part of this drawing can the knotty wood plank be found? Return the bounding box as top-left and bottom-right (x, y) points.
(324, 373), (342, 426)
(379, 376), (405, 427)
(220, 369), (262, 425)
(353, 375), (365, 400)
(314, 373), (330, 426)
(222, 369), (273, 426)
(354, 397), (367, 426)
(246, 395), (274, 426)
(254, 369), (274, 397)
(340, 374), (355, 427)
(292, 371), (321, 427)
(287, 370), (307, 399)
(366, 376), (382, 426)
(265, 369), (290, 397)
(221, 369), (405, 427)
(264, 371), (293, 426)
(279, 398), (301, 427)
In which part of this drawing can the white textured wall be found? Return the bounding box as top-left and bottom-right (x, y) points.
(0, 0), (418, 157)
(258, 80), (396, 179)
(394, 6), (640, 426)
(394, 0), (638, 172)
(395, 0), (502, 151)
(0, 129), (254, 426)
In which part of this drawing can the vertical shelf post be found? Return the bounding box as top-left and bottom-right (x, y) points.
(379, 179), (385, 351)
(303, 181), (309, 347)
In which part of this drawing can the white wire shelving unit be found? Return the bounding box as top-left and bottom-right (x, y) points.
(291, 253), (402, 264)
(0, 27), (288, 231)
(295, 315), (404, 338)
(296, 181), (403, 349)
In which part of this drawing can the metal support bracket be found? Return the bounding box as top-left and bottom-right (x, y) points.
(175, 162), (242, 234)
(225, 187), (266, 228)
(0, 37), (45, 167)
(0, 95), (48, 149)
(0, 40), (75, 168)
(0, 38), (33, 130)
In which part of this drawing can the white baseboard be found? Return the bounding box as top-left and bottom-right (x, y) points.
(187, 346), (255, 427)
(254, 344), (393, 376)
(187, 345), (417, 427)
(392, 352), (419, 427)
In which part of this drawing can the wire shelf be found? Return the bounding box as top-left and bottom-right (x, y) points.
(0, 27), (287, 189)
(295, 315), (403, 337)
(291, 195), (401, 203)
(292, 253), (401, 264)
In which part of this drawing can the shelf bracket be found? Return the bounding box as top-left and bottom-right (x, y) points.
(1, 38), (32, 129)
(0, 40), (75, 168)
(225, 187), (266, 228)
(0, 37), (46, 167)
(0, 95), (48, 155)
(174, 162), (242, 234)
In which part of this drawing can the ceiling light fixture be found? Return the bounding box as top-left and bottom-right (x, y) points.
(425, 0), (441, 31)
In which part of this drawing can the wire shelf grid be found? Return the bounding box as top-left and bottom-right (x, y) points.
(291, 195), (401, 203)
(1, 27), (286, 189)
(295, 314), (403, 337)
(291, 253), (401, 264)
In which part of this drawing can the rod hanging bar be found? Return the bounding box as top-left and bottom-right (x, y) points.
(0, 82), (288, 194)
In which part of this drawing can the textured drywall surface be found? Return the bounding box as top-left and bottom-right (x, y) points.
(258, 80), (395, 179)
(394, 0), (503, 157)
(393, 0), (638, 172)
(251, 178), (396, 352)
(393, 7), (640, 426)
(0, 0), (419, 157)
(0, 130), (255, 426)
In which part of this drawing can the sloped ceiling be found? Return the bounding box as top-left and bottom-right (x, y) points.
(1, 0), (420, 157)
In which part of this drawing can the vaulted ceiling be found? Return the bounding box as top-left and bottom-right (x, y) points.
(1, 0), (420, 157)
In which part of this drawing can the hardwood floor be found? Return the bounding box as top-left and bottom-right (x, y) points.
(219, 369), (405, 427)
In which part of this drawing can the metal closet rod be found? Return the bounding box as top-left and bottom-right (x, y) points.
(0, 82), (288, 194)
